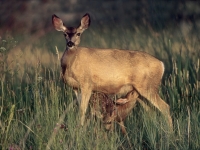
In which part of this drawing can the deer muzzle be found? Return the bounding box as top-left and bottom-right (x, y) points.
(67, 41), (75, 48)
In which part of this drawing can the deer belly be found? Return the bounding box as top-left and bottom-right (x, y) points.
(94, 84), (133, 96)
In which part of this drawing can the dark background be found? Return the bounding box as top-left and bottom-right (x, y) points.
(0, 0), (200, 35)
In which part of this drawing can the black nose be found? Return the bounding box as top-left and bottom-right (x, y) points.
(67, 41), (74, 47)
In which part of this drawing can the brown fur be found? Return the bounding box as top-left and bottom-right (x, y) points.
(52, 13), (172, 129)
(90, 91), (139, 134)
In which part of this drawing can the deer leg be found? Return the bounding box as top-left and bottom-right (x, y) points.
(137, 98), (151, 112)
(127, 90), (139, 101)
(80, 87), (92, 126)
(138, 88), (173, 130)
(154, 94), (172, 129)
(118, 121), (132, 148)
(118, 121), (127, 135)
(73, 88), (81, 105)
(89, 92), (103, 119)
(153, 94), (173, 130)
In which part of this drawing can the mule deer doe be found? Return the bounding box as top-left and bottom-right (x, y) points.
(52, 13), (173, 129)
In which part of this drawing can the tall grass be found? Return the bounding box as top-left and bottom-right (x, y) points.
(0, 24), (199, 150)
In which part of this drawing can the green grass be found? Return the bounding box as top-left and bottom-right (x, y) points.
(0, 24), (199, 150)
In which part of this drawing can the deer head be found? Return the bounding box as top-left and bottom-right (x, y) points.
(52, 14), (90, 49)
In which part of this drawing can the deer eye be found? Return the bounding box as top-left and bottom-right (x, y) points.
(76, 33), (81, 36)
(64, 33), (68, 37)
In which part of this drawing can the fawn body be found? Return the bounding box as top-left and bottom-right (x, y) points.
(52, 13), (172, 129)
(90, 91), (139, 134)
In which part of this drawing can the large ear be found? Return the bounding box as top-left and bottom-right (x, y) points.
(52, 14), (66, 32)
(115, 98), (130, 105)
(80, 13), (90, 30)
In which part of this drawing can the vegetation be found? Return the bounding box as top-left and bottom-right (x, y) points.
(0, 5), (200, 149)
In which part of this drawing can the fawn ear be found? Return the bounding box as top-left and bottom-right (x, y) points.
(52, 14), (66, 32)
(80, 13), (90, 30)
(115, 98), (130, 105)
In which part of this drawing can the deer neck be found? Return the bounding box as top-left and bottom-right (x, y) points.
(61, 46), (78, 67)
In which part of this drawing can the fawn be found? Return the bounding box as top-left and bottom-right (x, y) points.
(90, 91), (138, 134)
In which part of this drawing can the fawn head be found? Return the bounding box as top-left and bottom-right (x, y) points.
(52, 13), (90, 49)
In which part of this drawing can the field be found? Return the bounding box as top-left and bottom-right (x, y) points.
(0, 17), (200, 149)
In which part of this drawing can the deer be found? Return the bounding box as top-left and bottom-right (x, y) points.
(52, 13), (173, 130)
(90, 91), (139, 148)
(90, 91), (137, 134)
(90, 91), (151, 134)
